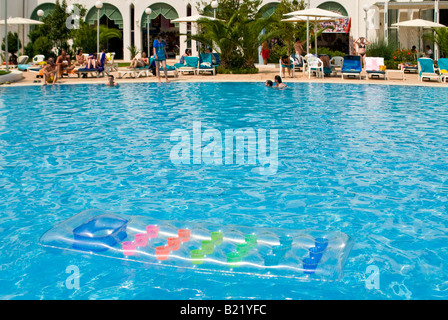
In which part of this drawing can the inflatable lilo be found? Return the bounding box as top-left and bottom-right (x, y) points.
(40, 209), (354, 280)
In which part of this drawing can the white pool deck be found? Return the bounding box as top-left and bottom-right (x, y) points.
(1, 59), (447, 88)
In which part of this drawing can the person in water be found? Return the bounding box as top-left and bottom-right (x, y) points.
(106, 74), (117, 87)
(265, 80), (273, 87)
(274, 75), (287, 88)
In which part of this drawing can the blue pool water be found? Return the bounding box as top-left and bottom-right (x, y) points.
(1, 82), (448, 299)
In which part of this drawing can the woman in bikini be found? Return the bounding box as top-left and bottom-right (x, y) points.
(355, 37), (370, 69)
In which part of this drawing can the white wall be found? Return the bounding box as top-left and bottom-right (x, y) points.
(2, 0), (436, 61)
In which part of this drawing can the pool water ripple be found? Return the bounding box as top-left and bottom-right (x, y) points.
(1, 82), (448, 299)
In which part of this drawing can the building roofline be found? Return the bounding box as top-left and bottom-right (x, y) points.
(374, 1), (448, 10)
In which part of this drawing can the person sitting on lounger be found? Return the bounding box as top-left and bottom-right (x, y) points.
(42, 58), (57, 86)
(275, 75), (287, 89)
(56, 50), (75, 78)
(97, 49), (108, 71)
(179, 49), (191, 65)
(74, 49), (86, 66)
(130, 51), (149, 68)
(9, 52), (18, 66)
(86, 53), (97, 69)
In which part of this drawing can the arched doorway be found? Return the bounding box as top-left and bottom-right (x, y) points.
(86, 3), (124, 59)
(30, 3), (56, 20)
(140, 3), (180, 59)
(258, 2), (278, 18)
(317, 2), (350, 54)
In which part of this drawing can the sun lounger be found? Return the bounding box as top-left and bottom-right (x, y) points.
(161, 64), (178, 77)
(365, 57), (386, 80)
(418, 58), (441, 82)
(438, 58), (448, 83)
(135, 58), (155, 78)
(105, 52), (118, 73)
(77, 68), (99, 78)
(291, 54), (304, 73)
(177, 56), (199, 75)
(198, 53), (216, 75)
(403, 66), (418, 73)
(341, 55), (362, 80)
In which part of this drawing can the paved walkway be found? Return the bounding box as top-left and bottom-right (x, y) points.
(3, 60), (448, 88)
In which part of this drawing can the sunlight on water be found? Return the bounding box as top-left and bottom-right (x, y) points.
(0, 82), (448, 299)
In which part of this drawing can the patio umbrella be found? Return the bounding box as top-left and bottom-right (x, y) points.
(282, 9), (346, 55)
(172, 15), (224, 54)
(0, 17), (44, 56)
(391, 19), (446, 54)
(171, 15), (223, 23)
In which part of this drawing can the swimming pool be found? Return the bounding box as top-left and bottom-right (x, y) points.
(1, 82), (448, 299)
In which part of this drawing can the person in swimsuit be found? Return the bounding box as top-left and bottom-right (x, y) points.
(130, 51), (149, 68)
(106, 74), (117, 87)
(55, 50), (75, 78)
(153, 33), (169, 83)
(280, 55), (292, 78)
(42, 58), (57, 86)
(261, 41), (270, 65)
(355, 37), (370, 69)
(274, 75), (287, 89)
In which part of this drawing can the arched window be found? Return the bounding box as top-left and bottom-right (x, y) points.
(317, 2), (348, 17)
(86, 3), (124, 30)
(258, 2), (279, 18)
(139, 3), (180, 58)
(30, 3), (56, 20)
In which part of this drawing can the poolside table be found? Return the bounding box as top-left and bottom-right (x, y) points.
(386, 69), (405, 80)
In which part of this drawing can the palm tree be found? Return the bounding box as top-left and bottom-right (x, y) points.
(97, 25), (122, 50)
(424, 27), (448, 58)
(189, 13), (280, 70)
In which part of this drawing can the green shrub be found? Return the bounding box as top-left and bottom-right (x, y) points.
(384, 60), (400, 70)
(33, 36), (55, 59)
(216, 66), (258, 74)
(268, 44), (288, 64)
(366, 39), (397, 61)
(317, 47), (346, 58)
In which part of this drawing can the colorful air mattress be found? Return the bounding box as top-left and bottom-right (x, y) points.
(39, 209), (354, 281)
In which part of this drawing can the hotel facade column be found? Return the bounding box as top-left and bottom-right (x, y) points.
(435, 0), (440, 60)
(179, 22), (187, 60)
(191, 22), (198, 56)
(122, 4), (132, 61)
(384, 0), (389, 44)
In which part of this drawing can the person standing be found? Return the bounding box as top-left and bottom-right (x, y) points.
(425, 45), (433, 59)
(153, 33), (169, 83)
(294, 38), (307, 56)
(261, 41), (270, 65)
(355, 37), (370, 69)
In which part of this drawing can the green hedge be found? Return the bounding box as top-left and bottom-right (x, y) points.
(216, 66), (259, 74)
(384, 60), (417, 70)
